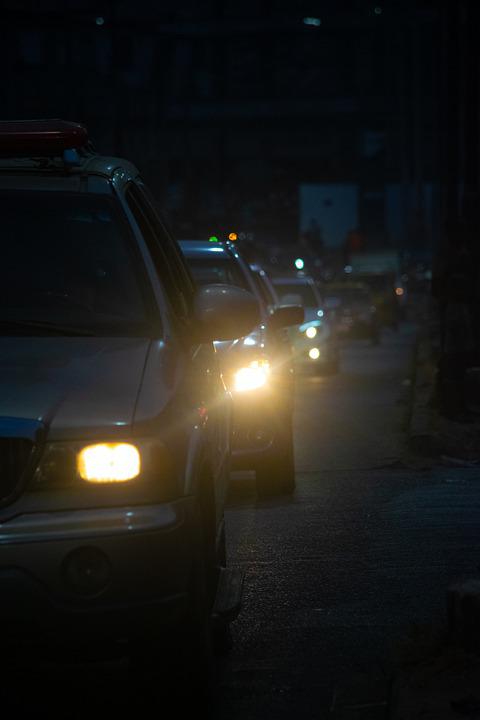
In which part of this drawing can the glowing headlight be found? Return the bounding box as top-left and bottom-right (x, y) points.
(309, 348), (321, 360)
(305, 326), (317, 339)
(234, 361), (270, 392)
(77, 443), (141, 483)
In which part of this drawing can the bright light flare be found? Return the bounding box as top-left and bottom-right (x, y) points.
(234, 361), (270, 392)
(77, 443), (141, 482)
(309, 348), (321, 360)
(395, 287), (404, 296)
(305, 326), (317, 339)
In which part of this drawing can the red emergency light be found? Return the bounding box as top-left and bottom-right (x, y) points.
(0, 119), (88, 157)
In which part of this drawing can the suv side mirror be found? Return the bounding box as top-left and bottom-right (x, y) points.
(193, 284), (260, 342)
(269, 304), (304, 330)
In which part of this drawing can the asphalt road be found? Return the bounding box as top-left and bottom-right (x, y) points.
(215, 324), (480, 719)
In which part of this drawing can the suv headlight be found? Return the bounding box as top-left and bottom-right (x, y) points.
(233, 360), (270, 392)
(77, 443), (141, 483)
(32, 439), (173, 489)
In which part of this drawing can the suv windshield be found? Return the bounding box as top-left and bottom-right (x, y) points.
(187, 256), (250, 291)
(0, 191), (155, 336)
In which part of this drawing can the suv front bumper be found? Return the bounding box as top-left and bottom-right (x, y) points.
(0, 498), (195, 640)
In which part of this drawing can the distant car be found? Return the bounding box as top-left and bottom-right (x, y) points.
(179, 240), (303, 496)
(324, 282), (380, 344)
(350, 273), (400, 330)
(0, 120), (260, 671)
(272, 275), (340, 374)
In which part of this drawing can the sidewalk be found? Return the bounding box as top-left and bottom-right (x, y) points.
(408, 314), (480, 463)
(390, 627), (480, 720)
(390, 318), (480, 719)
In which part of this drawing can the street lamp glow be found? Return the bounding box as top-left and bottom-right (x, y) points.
(294, 257), (305, 270)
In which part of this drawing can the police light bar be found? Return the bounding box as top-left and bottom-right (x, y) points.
(0, 119), (88, 157)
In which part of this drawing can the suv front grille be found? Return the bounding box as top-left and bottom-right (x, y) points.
(0, 438), (34, 504)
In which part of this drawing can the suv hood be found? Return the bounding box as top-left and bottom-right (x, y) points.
(0, 337), (150, 441)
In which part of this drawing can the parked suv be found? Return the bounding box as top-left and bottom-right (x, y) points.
(0, 121), (258, 670)
(179, 240), (302, 496)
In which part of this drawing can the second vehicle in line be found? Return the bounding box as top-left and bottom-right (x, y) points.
(179, 240), (303, 496)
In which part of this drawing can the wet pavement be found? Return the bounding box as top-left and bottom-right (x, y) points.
(216, 324), (480, 718)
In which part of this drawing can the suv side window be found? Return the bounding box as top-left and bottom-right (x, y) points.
(138, 182), (196, 300)
(126, 183), (193, 321)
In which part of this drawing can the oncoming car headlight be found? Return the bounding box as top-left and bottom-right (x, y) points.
(233, 360), (270, 392)
(77, 443), (140, 483)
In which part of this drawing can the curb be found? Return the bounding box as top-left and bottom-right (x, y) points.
(408, 335), (438, 455)
(388, 625), (480, 720)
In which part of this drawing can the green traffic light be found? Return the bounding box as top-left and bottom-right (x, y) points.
(294, 257), (305, 270)
(209, 235), (219, 242)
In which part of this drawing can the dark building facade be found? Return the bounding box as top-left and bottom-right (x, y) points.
(433, 0), (480, 414)
(2, 0), (440, 250)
